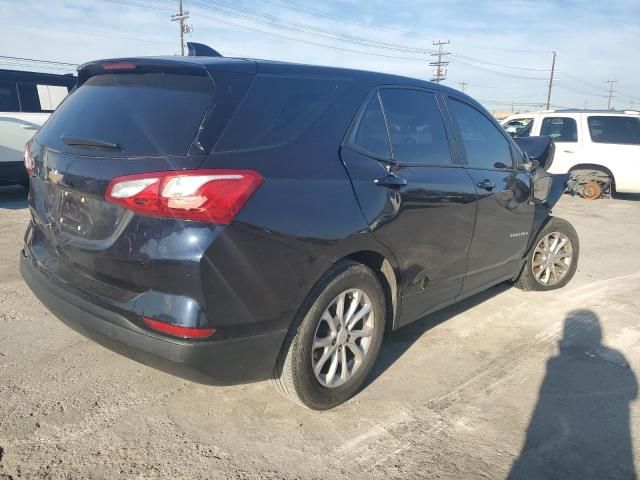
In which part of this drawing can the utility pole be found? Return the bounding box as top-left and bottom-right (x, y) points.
(458, 82), (467, 92)
(430, 40), (450, 84)
(545, 51), (556, 110)
(605, 80), (618, 110)
(171, 0), (192, 56)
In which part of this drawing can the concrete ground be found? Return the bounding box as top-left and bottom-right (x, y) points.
(1, 185), (639, 479)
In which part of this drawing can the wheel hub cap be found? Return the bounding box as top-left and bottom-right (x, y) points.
(532, 231), (573, 286)
(311, 289), (375, 389)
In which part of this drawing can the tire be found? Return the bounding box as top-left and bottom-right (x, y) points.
(515, 217), (579, 291)
(272, 261), (386, 410)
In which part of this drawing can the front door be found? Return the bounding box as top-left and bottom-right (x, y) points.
(445, 97), (535, 297)
(341, 88), (477, 326)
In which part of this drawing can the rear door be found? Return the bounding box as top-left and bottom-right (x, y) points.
(583, 115), (640, 193)
(445, 96), (534, 297)
(341, 87), (477, 326)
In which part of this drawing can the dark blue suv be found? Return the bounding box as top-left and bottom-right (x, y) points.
(20, 52), (578, 409)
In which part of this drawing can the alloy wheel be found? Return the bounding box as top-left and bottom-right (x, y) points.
(311, 289), (375, 388)
(531, 232), (573, 286)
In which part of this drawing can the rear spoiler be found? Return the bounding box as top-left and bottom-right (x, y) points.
(76, 57), (209, 86)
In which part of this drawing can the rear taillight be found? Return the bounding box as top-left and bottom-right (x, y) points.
(105, 169), (263, 224)
(143, 317), (215, 339)
(24, 143), (35, 176)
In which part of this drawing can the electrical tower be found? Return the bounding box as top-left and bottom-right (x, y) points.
(605, 80), (618, 110)
(545, 51), (556, 110)
(430, 40), (450, 84)
(171, 0), (192, 56)
(458, 82), (467, 92)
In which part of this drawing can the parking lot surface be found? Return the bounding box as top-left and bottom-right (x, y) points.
(1, 186), (639, 479)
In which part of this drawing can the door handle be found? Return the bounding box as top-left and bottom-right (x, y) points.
(564, 150), (574, 153)
(374, 173), (408, 188)
(476, 179), (495, 191)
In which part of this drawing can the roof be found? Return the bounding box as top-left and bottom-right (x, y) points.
(78, 55), (462, 96)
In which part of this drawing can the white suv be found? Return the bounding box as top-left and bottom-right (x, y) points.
(502, 110), (640, 197)
(0, 69), (75, 187)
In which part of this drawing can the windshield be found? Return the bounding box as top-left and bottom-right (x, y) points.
(37, 73), (214, 157)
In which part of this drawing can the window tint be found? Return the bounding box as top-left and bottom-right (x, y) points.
(0, 81), (19, 112)
(448, 99), (513, 169)
(588, 116), (640, 145)
(216, 75), (348, 151)
(349, 93), (390, 158)
(379, 89), (452, 165)
(37, 73), (214, 156)
(540, 117), (578, 142)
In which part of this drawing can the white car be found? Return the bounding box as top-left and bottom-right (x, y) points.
(502, 110), (640, 197)
(0, 69), (75, 186)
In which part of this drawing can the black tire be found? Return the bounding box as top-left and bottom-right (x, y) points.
(272, 261), (386, 410)
(515, 217), (579, 291)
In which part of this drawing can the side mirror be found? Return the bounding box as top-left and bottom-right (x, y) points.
(516, 153), (541, 172)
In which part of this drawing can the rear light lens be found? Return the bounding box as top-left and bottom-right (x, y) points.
(105, 169), (263, 224)
(24, 143), (35, 176)
(102, 61), (136, 71)
(143, 317), (215, 339)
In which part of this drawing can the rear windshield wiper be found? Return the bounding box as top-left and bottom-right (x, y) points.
(60, 134), (120, 150)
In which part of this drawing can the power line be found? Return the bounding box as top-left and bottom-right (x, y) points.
(189, 0), (436, 55)
(452, 57), (547, 80)
(451, 53), (549, 72)
(430, 40), (450, 84)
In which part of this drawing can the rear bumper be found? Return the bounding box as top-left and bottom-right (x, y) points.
(20, 252), (287, 385)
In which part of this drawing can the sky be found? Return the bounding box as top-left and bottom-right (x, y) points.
(0, 0), (638, 112)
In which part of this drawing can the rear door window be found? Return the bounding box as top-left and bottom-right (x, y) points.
(540, 117), (578, 142)
(348, 93), (390, 159)
(0, 81), (19, 112)
(587, 116), (640, 145)
(215, 74), (348, 151)
(379, 89), (452, 165)
(37, 73), (214, 156)
(447, 98), (513, 169)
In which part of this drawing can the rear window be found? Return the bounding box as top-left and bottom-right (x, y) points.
(215, 74), (348, 151)
(37, 73), (214, 156)
(588, 116), (640, 145)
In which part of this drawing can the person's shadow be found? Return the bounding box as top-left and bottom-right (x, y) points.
(509, 309), (637, 479)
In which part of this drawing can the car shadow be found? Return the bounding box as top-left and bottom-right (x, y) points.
(366, 282), (510, 386)
(508, 309), (637, 480)
(0, 185), (28, 210)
